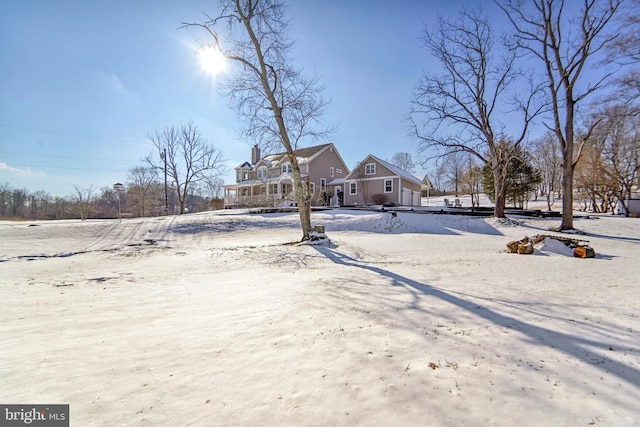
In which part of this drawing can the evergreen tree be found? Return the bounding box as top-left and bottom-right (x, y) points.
(483, 146), (541, 208)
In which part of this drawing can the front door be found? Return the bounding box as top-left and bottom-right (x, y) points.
(334, 186), (343, 206)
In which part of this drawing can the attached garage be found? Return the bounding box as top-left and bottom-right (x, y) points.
(343, 155), (424, 207)
(402, 188), (412, 206)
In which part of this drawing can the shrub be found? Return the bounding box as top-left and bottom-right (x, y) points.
(371, 193), (386, 205)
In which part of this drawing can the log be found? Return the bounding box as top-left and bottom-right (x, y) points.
(506, 240), (520, 253)
(507, 236), (530, 254)
(517, 242), (534, 255)
(574, 246), (596, 258)
(533, 234), (589, 246)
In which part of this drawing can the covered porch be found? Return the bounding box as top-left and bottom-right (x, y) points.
(224, 178), (294, 209)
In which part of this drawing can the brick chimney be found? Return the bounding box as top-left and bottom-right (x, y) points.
(251, 144), (261, 165)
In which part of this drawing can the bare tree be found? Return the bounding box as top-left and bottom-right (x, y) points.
(435, 163), (448, 193)
(608, 0), (640, 108)
(409, 6), (542, 217)
(181, 0), (332, 240)
(0, 182), (11, 218)
(461, 156), (483, 208)
(94, 186), (119, 219)
(10, 188), (28, 218)
(441, 152), (467, 197)
(574, 133), (616, 212)
(127, 166), (161, 217)
(499, 0), (624, 229)
(592, 104), (640, 215)
(530, 131), (563, 211)
(71, 185), (94, 221)
(27, 190), (52, 220)
(388, 152), (416, 173)
(146, 121), (225, 214)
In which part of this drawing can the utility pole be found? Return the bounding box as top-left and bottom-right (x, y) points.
(113, 183), (124, 223)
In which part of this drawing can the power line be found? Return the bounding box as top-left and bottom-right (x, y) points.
(0, 124), (149, 145)
(0, 162), (128, 172)
(0, 150), (126, 162)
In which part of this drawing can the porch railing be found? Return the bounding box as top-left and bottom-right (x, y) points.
(224, 192), (294, 208)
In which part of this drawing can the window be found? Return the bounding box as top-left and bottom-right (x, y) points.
(321, 178), (327, 190)
(281, 162), (292, 174)
(365, 163), (376, 175)
(257, 167), (267, 179)
(309, 182), (315, 194)
(242, 171), (249, 181)
(349, 182), (357, 195)
(384, 179), (393, 193)
(330, 167), (334, 177)
(336, 168), (342, 174)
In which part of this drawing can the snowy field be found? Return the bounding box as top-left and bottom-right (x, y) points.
(1, 208), (639, 426)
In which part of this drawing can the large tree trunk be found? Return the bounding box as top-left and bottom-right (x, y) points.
(560, 100), (575, 230)
(291, 158), (312, 240)
(178, 185), (186, 214)
(493, 164), (507, 218)
(560, 158), (575, 229)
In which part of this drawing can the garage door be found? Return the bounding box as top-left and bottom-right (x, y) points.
(402, 188), (412, 206)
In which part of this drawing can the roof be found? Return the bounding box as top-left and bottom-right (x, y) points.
(234, 143), (334, 170)
(346, 154), (423, 186)
(422, 175), (433, 189)
(263, 143), (333, 166)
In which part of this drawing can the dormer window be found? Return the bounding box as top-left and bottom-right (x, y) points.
(257, 167), (267, 179)
(237, 169), (250, 182)
(281, 162), (292, 174)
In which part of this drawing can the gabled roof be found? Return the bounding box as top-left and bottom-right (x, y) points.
(235, 161), (253, 170)
(234, 143), (347, 173)
(422, 175), (433, 189)
(345, 154), (423, 185)
(262, 143), (334, 166)
(254, 159), (273, 168)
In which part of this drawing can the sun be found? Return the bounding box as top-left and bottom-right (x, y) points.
(198, 46), (227, 77)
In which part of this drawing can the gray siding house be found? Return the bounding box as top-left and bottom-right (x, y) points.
(223, 143), (350, 208)
(343, 155), (423, 207)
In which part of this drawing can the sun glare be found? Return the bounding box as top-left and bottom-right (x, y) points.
(198, 46), (227, 77)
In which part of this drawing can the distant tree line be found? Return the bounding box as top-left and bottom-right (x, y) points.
(1, 121), (226, 221)
(0, 177), (224, 221)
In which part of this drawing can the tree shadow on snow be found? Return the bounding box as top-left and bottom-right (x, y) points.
(312, 244), (640, 390)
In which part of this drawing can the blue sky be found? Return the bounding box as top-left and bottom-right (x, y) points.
(1, 0), (504, 197)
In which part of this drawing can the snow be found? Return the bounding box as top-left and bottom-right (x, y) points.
(1, 208), (639, 426)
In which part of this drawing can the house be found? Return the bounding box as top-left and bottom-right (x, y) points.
(617, 192), (640, 217)
(421, 175), (433, 197)
(223, 143), (350, 208)
(343, 154), (423, 207)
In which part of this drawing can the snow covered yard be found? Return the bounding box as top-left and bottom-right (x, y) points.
(0, 210), (638, 426)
